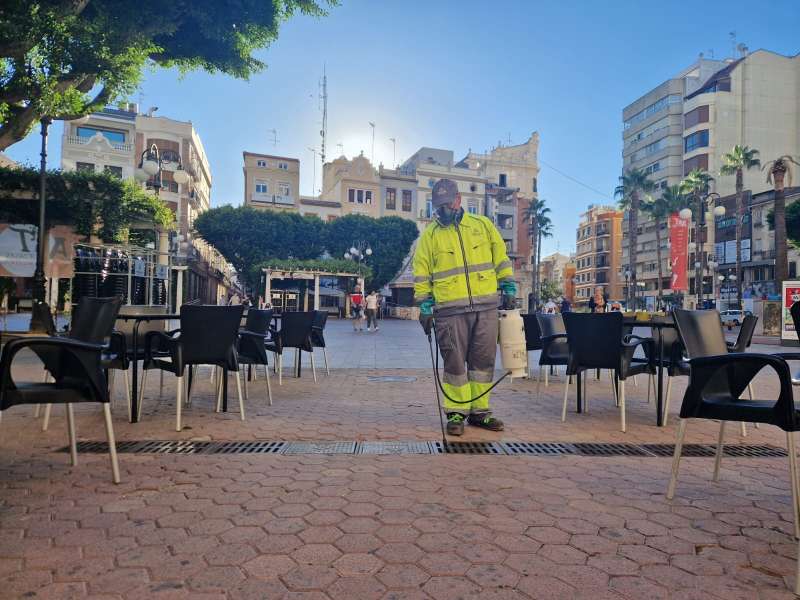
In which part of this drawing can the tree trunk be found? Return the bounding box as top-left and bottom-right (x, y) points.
(695, 191), (703, 307)
(774, 167), (788, 285)
(530, 222), (538, 310)
(628, 191), (639, 305)
(734, 169), (743, 309)
(537, 232), (543, 306)
(655, 222), (663, 306)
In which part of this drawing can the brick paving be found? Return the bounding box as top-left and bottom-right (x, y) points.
(1, 319), (799, 598)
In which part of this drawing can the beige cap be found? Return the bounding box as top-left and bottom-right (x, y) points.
(431, 178), (459, 208)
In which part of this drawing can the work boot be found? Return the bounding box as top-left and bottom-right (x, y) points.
(468, 414), (505, 431)
(446, 413), (465, 436)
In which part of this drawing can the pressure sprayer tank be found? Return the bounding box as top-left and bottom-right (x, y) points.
(498, 309), (528, 378)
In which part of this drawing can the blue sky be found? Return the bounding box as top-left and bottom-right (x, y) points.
(6, 0), (799, 256)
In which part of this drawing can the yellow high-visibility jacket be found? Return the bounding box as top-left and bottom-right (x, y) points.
(412, 211), (514, 315)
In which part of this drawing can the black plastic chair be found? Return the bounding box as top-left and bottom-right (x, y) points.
(726, 314), (759, 436)
(311, 311), (330, 376)
(143, 304), (245, 431)
(522, 313), (542, 380)
(535, 313), (569, 396)
(668, 309), (800, 570)
(562, 312), (654, 432)
(237, 308), (273, 406)
(1, 296), (123, 482)
(641, 315), (688, 426)
(274, 311), (317, 382)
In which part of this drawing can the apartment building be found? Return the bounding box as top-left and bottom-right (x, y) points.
(61, 105), (212, 239)
(377, 165), (417, 222)
(538, 252), (574, 293)
(242, 152), (299, 213)
(621, 57), (725, 302)
(574, 205), (623, 305)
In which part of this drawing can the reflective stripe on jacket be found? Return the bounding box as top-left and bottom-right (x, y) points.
(412, 212), (514, 314)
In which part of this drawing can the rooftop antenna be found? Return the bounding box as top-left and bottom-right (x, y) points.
(308, 147), (317, 196)
(729, 31), (736, 59)
(267, 128), (279, 147)
(507, 132), (512, 145)
(369, 122), (376, 164)
(336, 142), (344, 156)
(319, 66), (327, 168)
(389, 137), (396, 166)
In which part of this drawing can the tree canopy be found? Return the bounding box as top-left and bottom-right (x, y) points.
(193, 207), (419, 291)
(0, 0), (334, 149)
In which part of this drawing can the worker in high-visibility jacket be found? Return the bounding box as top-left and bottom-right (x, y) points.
(413, 178), (516, 436)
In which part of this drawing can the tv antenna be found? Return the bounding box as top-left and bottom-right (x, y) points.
(267, 129), (279, 147)
(336, 142), (344, 156)
(389, 137), (396, 166)
(318, 66), (328, 168)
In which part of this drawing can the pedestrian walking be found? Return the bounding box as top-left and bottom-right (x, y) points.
(560, 297), (571, 313)
(365, 290), (379, 331)
(413, 178), (515, 436)
(350, 285), (365, 332)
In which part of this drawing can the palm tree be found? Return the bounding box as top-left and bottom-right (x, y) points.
(720, 145), (760, 309)
(763, 156), (800, 287)
(614, 168), (654, 305)
(536, 214), (554, 302)
(642, 185), (686, 304)
(680, 169), (715, 305)
(522, 198), (549, 308)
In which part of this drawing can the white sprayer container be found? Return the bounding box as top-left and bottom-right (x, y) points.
(498, 308), (528, 378)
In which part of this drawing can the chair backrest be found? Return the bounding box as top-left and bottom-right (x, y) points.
(792, 302), (800, 341)
(643, 314), (683, 360)
(312, 310), (328, 330)
(179, 305), (244, 365)
(69, 297), (123, 343)
(311, 310), (328, 347)
(115, 304), (171, 350)
(673, 309), (728, 358)
(730, 314), (758, 352)
(563, 312), (623, 370)
(280, 311), (316, 349)
(536, 313), (566, 338)
(521, 314), (542, 351)
(244, 308), (273, 335)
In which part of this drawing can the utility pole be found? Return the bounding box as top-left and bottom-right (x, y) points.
(267, 129), (279, 147)
(319, 66), (327, 169)
(389, 138), (396, 167)
(336, 142), (343, 156)
(308, 147), (317, 196)
(369, 122), (375, 164)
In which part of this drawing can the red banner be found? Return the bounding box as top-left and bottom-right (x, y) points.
(669, 214), (689, 292)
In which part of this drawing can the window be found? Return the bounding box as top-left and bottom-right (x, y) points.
(625, 117), (670, 147)
(104, 165), (122, 178)
(348, 189), (355, 203)
(498, 174), (507, 187)
(428, 178), (435, 188)
(684, 105), (709, 129)
(468, 205), (477, 214)
(278, 162), (289, 170)
(76, 126), (125, 144)
(683, 153), (709, 174)
(401, 190), (412, 212)
(623, 94), (681, 130)
(357, 190), (364, 204)
(426, 196), (433, 218)
(365, 191), (372, 205)
(163, 180), (179, 193)
(643, 161), (660, 175)
(385, 187), (396, 210)
(278, 183), (290, 197)
(631, 137), (672, 162)
(161, 149), (180, 163)
(255, 181), (268, 194)
(504, 240), (513, 253)
(532, 177), (537, 193)
(256, 159), (267, 167)
(76, 162), (94, 172)
(497, 214), (513, 230)
(684, 129), (709, 152)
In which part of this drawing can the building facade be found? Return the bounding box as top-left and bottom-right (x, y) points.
(574, 205), (623, 305)
(377, 165), (418, 222)
(242, 152), (299, 212)
(538, 252), (574, 295)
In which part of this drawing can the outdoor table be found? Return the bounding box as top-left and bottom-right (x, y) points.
(115, 313), (179, 423)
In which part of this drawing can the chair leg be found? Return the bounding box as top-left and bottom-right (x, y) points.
(139, 369), (149, 409)
(34, 372), (49, 417)
(264, 363), (273, 406)
(740, 422), (747, 437)
(235, 369), (245, 421)
(215, 368), (223, 412)
(210, 365), (215, 383)
(748, 384), (760, 430)
(787, 432), (800, 539)
(102, 403), (121, 484)
(310, 352), (317, 383)
(584, 372), (589, 414)
(662, 376), (673, 427)
(66, 403), (77, 466)
(123, 369), (131, 422)
(278, 354), (283, 386)
(323, 348), (330, 376)
(619, 379), (626, 433)
(159, 370), (164, 398)
(610, 372), (618, 406)
(175, 373), (183, 432)
(561, 376), (569, 422)
(243, 368), (249, 402)
(646, 374), (653, 405)
(536, 365), (543, 399)
(713, 421), (726, 481)
(544, 366), (549, 388)
(42, 403), (52, 432)
(108, 370), (116, 407)
(666, 419), (688, 499)
(633, 375), (638, 387)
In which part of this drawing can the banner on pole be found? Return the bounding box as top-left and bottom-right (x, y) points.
(669, 214), (689, 292)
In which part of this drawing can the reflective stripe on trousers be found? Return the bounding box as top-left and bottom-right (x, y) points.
(435, 309), (498, 415)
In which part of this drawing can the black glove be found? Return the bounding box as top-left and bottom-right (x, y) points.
(419, 314), (434, 336)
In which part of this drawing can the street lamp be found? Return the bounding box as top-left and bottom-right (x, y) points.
(683, 192), (723, 307)
(624, 269), (631, 309)
(134, 143), (191, 194)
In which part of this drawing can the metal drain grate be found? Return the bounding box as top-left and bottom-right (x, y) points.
(723, 445), (787, 457)
(643, 444), (717, 457)
(356, 441), (432, 455)
(500, 442), (575, 456)
(366, 376), (418, 383)
(431, 441), (506, 455)
(573, 443), (650, 457)
(205, 441), (285, 455)
(282, 441), (356, 455)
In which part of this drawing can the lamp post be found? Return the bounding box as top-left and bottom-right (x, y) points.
(680, 193), (723, 308)
(29, 117), (54, 332)
(344, 241), (373, 290)
(636, 281), (646, 310)
(706, 259), (718, 306)
(624, 269), (631, 309)
(134, 143), (191, 195)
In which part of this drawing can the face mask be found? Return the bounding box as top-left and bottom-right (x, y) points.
(436, 206), (462, 226)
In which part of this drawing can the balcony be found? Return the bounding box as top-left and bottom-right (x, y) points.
(251, 193), (294, 207)
(65, 135), (132, 153)
(750, 249), (776, 261)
